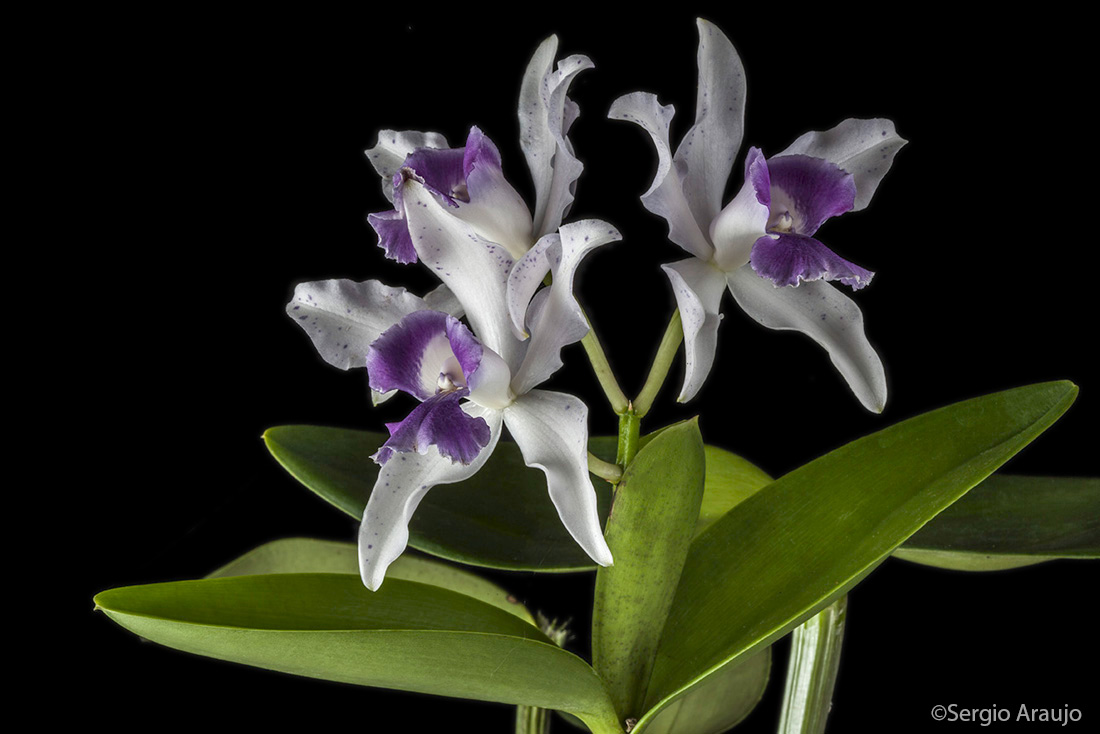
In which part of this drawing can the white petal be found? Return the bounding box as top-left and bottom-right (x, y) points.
(401, 178), (526, 373)
(709, 175), (771, 272)
(504, 390), (613, 567)
(519, 36), (594, 238)
(365, 130), (449, 203)
(775, 119), (907, 212)
(661, 258), (729, 403)
(510, 220), (622, 396)
(286, 279), (429, 371)
(359, 405), (504, 590)
(506, 234), (554, 339)
(674, 18), (748, 228)
(726, 265), (887, 412)
(609, 92), (714, 261)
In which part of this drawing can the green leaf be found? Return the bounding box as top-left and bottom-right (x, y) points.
(263, 426), (615, 571)
(593, 419), (707, 720)
(695, 445), (773, 535)
(642, 647), (771, 734)
(893, 475), (1100, 570)
(206, 537), (535, 623)
(95, 574), (623, 734)
(635, 381), (1077, 732)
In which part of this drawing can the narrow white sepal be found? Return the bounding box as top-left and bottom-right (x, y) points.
(504, 390), (613, 567)
(661, 259), (728, 403)
(726, 265), (887, 413)
(609, 92), (714, 262)
(519, 36), (594, 239)
(674, 18), (749, 228)
(510, 220), (621, 396)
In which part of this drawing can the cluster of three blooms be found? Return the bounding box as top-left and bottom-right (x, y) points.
(288, 19), (905, 590)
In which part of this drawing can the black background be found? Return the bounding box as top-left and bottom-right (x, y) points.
(75, 5), (1097, 733)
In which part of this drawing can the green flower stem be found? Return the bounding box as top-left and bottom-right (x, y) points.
(633, 310), (683, 418)
(581, 320), (630, 414)
(589, 452), (625, 484)
(777, 595), (848, 734)
(616, 409), (641, 469)
(514, 705), (550, 734)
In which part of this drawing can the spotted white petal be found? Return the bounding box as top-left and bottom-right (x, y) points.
(775, 118), (907, 212)
(519, 36), (594, 239)
(609, 92), (714, 261)
(358, 404), (504, 590)
(726, 265), (887, 412)
(286, 279), (432, 372)
(503, 390), (613, 567)
(661, 258), (729, 403)
(510, 220), (621, 396)
(365, 130), (450, 203)
(400, 176), (526, 373)
(674, 18), (748, 228)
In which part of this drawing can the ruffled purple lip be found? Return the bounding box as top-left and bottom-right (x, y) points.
(367, 127), (507, 265)
(366, 310), (491, 465)
(747, 153), (873, 289)
(373, 389), (491, 465)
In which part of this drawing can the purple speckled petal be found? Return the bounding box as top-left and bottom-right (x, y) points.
(366, 310), (482, 401)
(400, 177), (525, 372)
(750, 233), (874, 290)
(367, 206), (417, 264)
(766, 155), (855, 237)
(372, 390), (492, 466)
(359, 404), (504, 590)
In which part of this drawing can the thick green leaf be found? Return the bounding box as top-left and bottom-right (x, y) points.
(95, 574), (622, 734)
(635, 381), (1077, 732)
(642, 647), (771, 734)
(695, 445), (773, 535)
(593, 420), (706, 720)
(206, 537), (535, 623)
(893, 475), (1100, 570)
(264, 426), (615, 571)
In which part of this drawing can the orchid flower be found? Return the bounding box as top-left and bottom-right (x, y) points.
(610, 19), (906, 411)
(364, 35), (591, 263)
(289, 36), (618, 590)
(290, 211), (619, 589)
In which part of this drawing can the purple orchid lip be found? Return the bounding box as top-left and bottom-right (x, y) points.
(366, 310), (492, 465)
(373, 389), (491, 465)
(368, 127), (534, 264)
(746, 153), (872, 289)
(750, 232), (874, 289)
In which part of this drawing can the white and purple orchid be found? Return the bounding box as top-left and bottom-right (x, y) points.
(611, 19), (905, 411)
(289, 37), (618, 590)
(365, 34), (592, 264)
